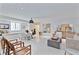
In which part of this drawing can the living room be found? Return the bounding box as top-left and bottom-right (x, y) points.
(0, 3), (79, 55)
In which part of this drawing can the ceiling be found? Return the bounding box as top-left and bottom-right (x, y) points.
(0, 3), (79, 20)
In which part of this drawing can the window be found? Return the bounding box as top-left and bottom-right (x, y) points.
(11, 22), (21, 31)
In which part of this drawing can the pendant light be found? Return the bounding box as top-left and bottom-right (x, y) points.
(29, 18), (34, 23)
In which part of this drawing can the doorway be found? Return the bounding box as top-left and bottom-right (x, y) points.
(34, 23), (40, 40)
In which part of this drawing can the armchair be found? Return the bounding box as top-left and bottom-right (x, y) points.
(1, 37), (31, 55)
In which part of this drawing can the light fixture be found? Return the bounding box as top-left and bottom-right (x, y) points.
(29, 18), (34, 23)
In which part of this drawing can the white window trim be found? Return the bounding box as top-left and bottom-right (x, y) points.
(10, 22), (21, 32)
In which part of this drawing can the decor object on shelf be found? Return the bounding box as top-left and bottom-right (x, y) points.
(0, 30), (5, 36)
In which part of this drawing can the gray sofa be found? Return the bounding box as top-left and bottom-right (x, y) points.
(65, 39), (79, 55)
(47, 38), (61, 49)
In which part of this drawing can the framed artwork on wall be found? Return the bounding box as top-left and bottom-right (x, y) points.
(43, 24), (51, 33)
(0, 23), (9, 29)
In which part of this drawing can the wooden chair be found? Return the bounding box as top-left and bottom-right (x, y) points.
(1, 38), (24, 54)
(9, 39), (24, 47)
(1, 37), (6, 54)
(1, 37), (31, 55)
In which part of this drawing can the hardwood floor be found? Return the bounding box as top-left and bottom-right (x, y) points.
(23, 37), (65, 55)
(0, 36), (66, 55)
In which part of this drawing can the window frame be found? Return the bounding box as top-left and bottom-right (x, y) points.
(10, 22), (21, 31)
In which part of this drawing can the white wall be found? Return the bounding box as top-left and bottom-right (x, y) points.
(0, 16), (28, 40)
(0, 16), (28, 32)
(34, 16), (79, 34)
